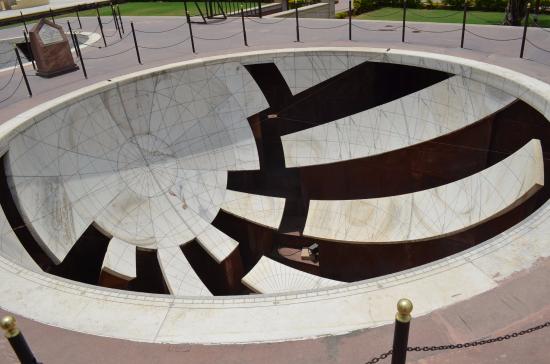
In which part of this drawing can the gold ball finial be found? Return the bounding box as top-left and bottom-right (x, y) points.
(395, 298), (413, 323)
(1, 315), (19, 338)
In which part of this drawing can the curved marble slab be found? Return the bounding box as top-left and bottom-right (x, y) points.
(157, 247), (212, 296)
(304, 139), (544, 243)
(0, 202), (39, 271)
(282, 75), (515, 167)
(242, 256), (341, 293)
(195, 224), (238, 263)
(101, 237), (137, 280)
(5, 59), (268, 264)
(220, 190), (286, 229)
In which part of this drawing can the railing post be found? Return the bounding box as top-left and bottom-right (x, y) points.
(14, 47), (32, 97)
(295, 7), (300, 42)
(391, 298), (413, 364)
(49, 7), (55, 24)
(97, 12), (107, 48)
(186, 11), (196, 53)
(402, 0), (407, 42)
(117, 5), (125, 33)
(111, 3), (122, 39)
(76, 6), (83, 29)
(348, 0), (352, 41)
(131, 22), (142, 64)
(69, 26), (87, 79)
(67, 21), (81, 60)
(20, 11), (29, 34)
(520, 2), (530, 58)
(241, 7), (248, 46)
(258, 0), (263, 18)
(1, 316), (41, 364)
(22, 30), (36, 70)
(460, 0), (467, 48)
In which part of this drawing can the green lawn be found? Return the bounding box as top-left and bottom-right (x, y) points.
(354, 7), (550, 27)
(79, 2), (265, 17)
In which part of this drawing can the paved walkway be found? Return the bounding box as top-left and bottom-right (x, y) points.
(0, 15), (550, 364)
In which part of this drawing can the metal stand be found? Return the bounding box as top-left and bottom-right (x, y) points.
(14, 48), (32, 97)
(1, 316), (41, 364)
(402, 0), (407, 42)
(22, 31), (35, 70)
(186, 11), (196, 53)
(241, 7), (248, 46)
(520, 3), (529, 58)
(348, 0), (352, 41)
(295, 7), (300, 42)
(460, 1), (467, 48)
(391, 299), (413, 364)
(131, 22), (142, 64)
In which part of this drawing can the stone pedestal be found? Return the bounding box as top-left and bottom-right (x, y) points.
(29, 19), (78, 78)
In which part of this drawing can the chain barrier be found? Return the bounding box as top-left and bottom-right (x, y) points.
(0, 60), (19, 91)
(526, 38), (550, 53)
(352, 23), (401, 31)
(406, 25), (462, 33)
(0, 76), (23, 104)
(246, 16), (289, 24)
(83, 46), (134, 60)
(408, 321), (550, 353)
(465, 28), (522, 41)
(135, 22), (188, 34)
(139, 37), (190, 50)
(300, 22), (348, 29)
(363, 320), (550, 363)
(532, 20), (550, 33)
(200, 17), (241, 26)
(195, 31), (242, 40)
(364, 349), (392, 364)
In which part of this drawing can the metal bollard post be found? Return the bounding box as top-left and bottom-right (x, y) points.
(460, 0), (467, 48)
(111, 4), (122, 39)
(97, 14), (107, 47)
(67, 21), (81, 60)
(295, 7), (300, 42)
(401, 0), (407, 42)
(258, 0), (262, 18)
(14, 48), (32, 97)
(20, 11), (29, 34)
(348, 0), (352, 41)
(117, 5), (125, 33)
(130, 22), (142, 64)
(391, 298), (413, 364)
(1, 316), (41, 364)
(22, 31), (36, 70)
(76, 7), (82, 29)
(520, 3), (530, 58)
(186, 11), (196, 53)
(74, 34), (87, 79)
(241, 7), (248, 46)
(49, 8), (55, 24)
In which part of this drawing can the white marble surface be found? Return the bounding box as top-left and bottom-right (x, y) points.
(0, 48), (549, 344)
(157, 246), (212, 296)
(282, 75), (515, 167)
(0, 197), (39, 271)
(242, 256), (341, 293)
(6, 58), (268, 266)
(220, 189), (285, 229)
(304, 139), (544, 243)
(101, 237), (136, 280)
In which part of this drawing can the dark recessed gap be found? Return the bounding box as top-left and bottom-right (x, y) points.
(128, 248), (169, 294)
(180, 239), (248, 295)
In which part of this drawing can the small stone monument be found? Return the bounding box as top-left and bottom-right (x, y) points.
(29, 18), (78, 78)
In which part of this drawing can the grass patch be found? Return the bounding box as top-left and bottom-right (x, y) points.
(355, 7), (550, 27)
(79, 2), (265, 17)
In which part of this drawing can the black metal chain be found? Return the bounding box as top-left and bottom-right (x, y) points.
(363, 321), (550, 363)
(408, 321), (550, 352)
(365, 349), (392, 364)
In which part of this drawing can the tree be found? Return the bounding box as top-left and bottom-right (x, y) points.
(503, 0), (529, 25)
